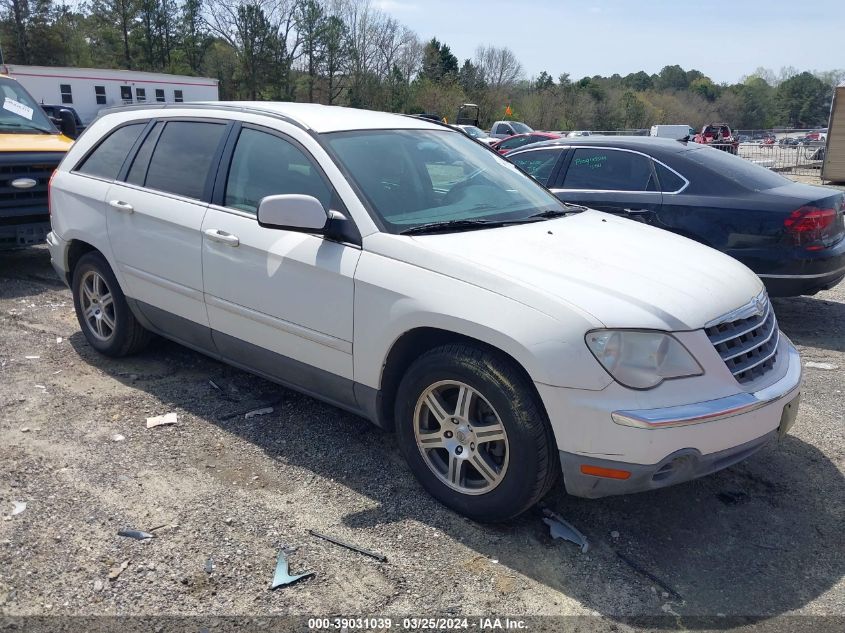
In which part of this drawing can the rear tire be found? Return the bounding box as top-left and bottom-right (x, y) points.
(71, 251), (151, 357)
(394, 344), (559, 522)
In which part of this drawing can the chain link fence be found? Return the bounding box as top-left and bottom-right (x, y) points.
(733, 130), (827, 178)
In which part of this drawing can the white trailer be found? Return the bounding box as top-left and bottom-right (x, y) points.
(650, 124), (694, 140)
(0, 65), (219, 124)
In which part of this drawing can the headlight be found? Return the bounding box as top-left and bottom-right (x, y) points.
(585, 330), (703, 390)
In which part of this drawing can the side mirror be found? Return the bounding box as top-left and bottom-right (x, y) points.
(58, 109), (78, 139)
(257, 194), (329, 232)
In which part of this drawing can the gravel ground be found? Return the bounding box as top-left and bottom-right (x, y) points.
(0, 245), (843, 627)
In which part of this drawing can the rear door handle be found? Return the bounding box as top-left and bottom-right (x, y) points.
(204, 228), (240, 247)
(624, 208), (650, 214)
(108, 200), (134, 214)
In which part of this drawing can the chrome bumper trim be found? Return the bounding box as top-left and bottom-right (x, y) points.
(611, 341), (802, 429)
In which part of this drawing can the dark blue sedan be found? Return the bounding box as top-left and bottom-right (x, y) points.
(507, 137), (845, 297)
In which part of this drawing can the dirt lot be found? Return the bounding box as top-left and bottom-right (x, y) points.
(1, 245), (843, 628)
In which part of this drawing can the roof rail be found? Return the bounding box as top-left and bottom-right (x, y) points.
(95, 102), (310, 132)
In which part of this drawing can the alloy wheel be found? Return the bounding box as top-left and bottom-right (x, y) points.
(413, 380), (509, 495)
(78, 270), (116, 342)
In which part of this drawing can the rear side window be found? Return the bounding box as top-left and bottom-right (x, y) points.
(144, 121), (226, 199)
(224, 128), (331, 215)
(510, 149), (560, 185)
(76, 123), (146, 180)
(655, 162), (686, 192)
(562, 148), (654, 192)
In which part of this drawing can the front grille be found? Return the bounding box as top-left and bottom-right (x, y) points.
(705, 293), (779, 384)
(0, 156), (61, 212)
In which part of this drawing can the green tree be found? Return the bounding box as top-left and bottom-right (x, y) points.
(321, 14), (348, 105)
(622, 70), (652, 91)
(420, 37), (457, 83)
(180, 0), (207, 74)
(458, 59), (484, 94)
(690, 77), (719, 102)
(776, 72), (832, 127)
(534, 71), (554, 91)
(621, 90), (648, 127)
(90, 0), (140, 69)
(295, 0), (326, 103)
(655, 64), (689, 91)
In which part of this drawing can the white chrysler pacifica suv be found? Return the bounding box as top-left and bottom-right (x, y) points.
(47, 103), (802, 521)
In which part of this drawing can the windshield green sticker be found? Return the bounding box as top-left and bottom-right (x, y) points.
(574, 154), (607, 169)
(3, 97), (34, 121)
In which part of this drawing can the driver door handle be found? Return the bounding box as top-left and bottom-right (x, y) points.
(624, 208), (650, 214)
(108, 200), (134, 214)
(204, 228), (240, 247)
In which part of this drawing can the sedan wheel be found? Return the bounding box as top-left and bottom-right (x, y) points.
(414, 380), (509, 495)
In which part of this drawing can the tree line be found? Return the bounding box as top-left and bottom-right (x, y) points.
(1, 0), (842, 130)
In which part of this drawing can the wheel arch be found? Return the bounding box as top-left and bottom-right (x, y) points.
(66, 239), (99, 285)
(375, 327), (550, 434)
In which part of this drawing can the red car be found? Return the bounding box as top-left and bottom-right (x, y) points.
(491, 132), (561, 154)
(693, 123), (739, 155)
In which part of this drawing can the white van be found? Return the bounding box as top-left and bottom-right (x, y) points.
(47, 102), (802, 521)
(650, 124), (694, 140)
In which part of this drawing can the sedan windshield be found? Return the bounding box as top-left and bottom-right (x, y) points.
(462, 126), (486, 138)
(0, 78), (56, 134)
(324, 129), (566, 233)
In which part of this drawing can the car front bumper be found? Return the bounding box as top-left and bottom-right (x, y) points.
(538, 334), (802, 499)
(1, 220), (51, 250)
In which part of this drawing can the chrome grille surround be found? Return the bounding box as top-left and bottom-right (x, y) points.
(705, 291), (779, 384)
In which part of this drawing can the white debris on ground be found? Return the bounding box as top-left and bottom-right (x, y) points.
(146, 412), (178, 428)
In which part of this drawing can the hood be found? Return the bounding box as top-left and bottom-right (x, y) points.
(0, 132), (73, 152)
(376, 210), (764, 331)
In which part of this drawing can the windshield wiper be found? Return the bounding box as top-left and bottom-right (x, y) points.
(400, 219), (511, 235)
(0, 122), (50, 134)
(527, 204), (586, 220)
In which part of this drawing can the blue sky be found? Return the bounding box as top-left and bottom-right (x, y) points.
(374, 0), (843, 83)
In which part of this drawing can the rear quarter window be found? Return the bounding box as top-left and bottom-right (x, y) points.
(75, 123), (146, 180)
(654, 162), (687, 192)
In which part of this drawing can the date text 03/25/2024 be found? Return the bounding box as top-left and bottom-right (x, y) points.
(307, 617), (528, 630)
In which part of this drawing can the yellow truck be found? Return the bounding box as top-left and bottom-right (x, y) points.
(1, 74), (75, 248)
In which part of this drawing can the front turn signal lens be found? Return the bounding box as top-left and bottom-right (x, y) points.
(580, 464), (632, 480)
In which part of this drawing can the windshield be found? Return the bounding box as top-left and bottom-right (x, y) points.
(324, 129), (565, 233)
(462, 126), (486, 138)
(0, 78), (56, 134)
(511, 122), (533, 134)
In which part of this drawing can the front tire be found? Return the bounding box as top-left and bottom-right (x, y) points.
(71, 251), (151, 357)
(394, 344), (559, 522)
